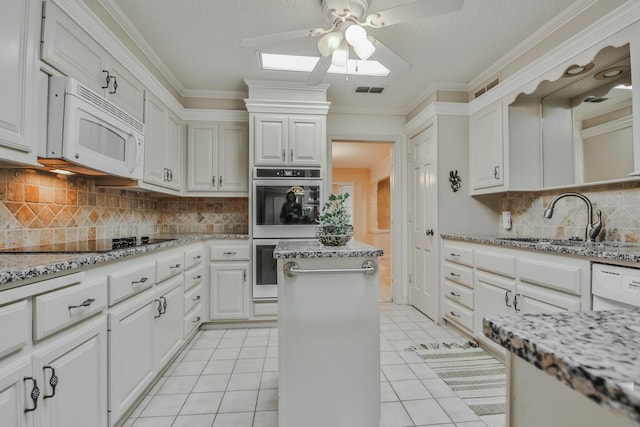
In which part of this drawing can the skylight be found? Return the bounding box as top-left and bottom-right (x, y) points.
(260, 53), (390, 77)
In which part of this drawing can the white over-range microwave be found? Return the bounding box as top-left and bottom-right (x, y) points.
(39, 76), (144, 179)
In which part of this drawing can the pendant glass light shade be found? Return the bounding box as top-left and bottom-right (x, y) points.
(344, 24), (367, 47)
(317, 31), (343, 57)
(354, 38), (375, 60)
(331, 40), (349, 68)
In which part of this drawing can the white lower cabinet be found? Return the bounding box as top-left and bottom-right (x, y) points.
(209, 262), (249, 320)
(0, 358), (34, 427)
(34, 316), (107, 427)
(108, 289), (155, 425)
(153, 277), (184, 369)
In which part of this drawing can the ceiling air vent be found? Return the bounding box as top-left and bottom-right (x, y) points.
(583, 96), (608, 103)
(355, 86), (385, 94)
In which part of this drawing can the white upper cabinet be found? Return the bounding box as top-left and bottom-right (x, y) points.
(187, 122), (249, 193)
(41, 1), (144, 121)
(469, 100), (505, 193)
(143, 92), (182, 192)
(0, 0), (40, 165)
(254, 114), (324, 166)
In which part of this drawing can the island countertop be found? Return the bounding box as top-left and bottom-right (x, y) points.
(483, 309), (640, 424)
(273, 239), (383, 259)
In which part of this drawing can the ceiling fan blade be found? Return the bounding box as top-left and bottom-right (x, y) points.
(306, 56), (332, 86)
(365, 0), (464, 28)
(369, 38), (412, 75)
(240, 28), (326, 48)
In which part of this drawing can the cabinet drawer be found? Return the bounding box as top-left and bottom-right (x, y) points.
(518, 257), (582, 296)
(443, 262), (473, 288)
(444, 280), (473, 310)
(443, 243), (473, 266)
(184, 246), (204, 270)
(34, 278), (107, 340)
(184, 303), (202, 338)
(0, 300), (29, 358)
(253, 302), (278, 317)
(108, 262), (155, 306)
(184, 283), (203, 313)
(156, 252), (184, 282)
(184, 266), (204, 291)
(443, 299), (473, 332)
(210, 244), (250, 261)
(475, 249), (516, 278)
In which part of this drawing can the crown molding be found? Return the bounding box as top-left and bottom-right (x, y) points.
(403, 102), (469, 136)
(404, 82), (469, 116)
(182, 89), (248, 100)
(327, 105), (408, 115)
(244, 99), (331, 114)
(181, 109), (249, 122)
(98, 0), (186, 96)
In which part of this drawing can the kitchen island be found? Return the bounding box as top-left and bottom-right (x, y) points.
(484, 309), (640, 426)
(273, 239), (383, 427)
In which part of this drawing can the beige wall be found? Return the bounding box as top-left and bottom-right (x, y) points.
(332, 168), (370, 243)
(0, 168), (248, 250)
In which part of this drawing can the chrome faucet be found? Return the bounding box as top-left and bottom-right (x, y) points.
(543, 192), (602, 242)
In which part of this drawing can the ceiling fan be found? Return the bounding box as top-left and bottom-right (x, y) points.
(241, 0), (464, 85)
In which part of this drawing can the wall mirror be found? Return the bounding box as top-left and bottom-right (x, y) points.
(510, 44), (634, 189)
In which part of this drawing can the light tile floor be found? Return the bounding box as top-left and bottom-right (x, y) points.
(124, 303), (492, 427)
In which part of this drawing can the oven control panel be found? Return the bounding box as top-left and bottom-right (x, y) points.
(254, 168), (321, 179)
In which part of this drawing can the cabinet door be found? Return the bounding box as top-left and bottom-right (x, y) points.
(470, 101), (504, 190)
(254, 114), (287, 165)
(154, 277), (184, 369)
(34, 317), (107, 427)
(165, 110), (183, 191)
(108, 292), (155, 424)
(209, 262), (249, 320)
(41, 1), (107, 94)
(0, 0), (38, 157)
(187, 124), (218, 191)
(473, 272), (515, 338)
(288, 116), (323, 166)
(143, 92), (168, 187)
(105, 59), (145, 122)
(0, 359), (33, 427)
(218, 123), (249, 192)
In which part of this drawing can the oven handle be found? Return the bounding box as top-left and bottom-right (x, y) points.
(283, 260), (377, 277)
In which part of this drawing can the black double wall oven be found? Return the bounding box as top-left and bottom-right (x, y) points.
(252, 168), (322, 301)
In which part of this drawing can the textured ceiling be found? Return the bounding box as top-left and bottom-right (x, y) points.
(104, 0), (581, 114)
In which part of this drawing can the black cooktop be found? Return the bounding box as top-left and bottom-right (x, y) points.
(0, 236), (177, 254)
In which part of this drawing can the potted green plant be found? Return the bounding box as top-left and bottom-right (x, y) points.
(316, 192), (354, 246)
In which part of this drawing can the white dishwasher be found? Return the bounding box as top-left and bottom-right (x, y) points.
(592, 263), (640, 310)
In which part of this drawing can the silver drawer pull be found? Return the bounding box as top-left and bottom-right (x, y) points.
(131, 277), (148, 285)
(193, 295), (201, 301)
(192, 316), (201, 323)
(449, 311), (460, 318)
(193, 275), (202, 280)
(193, 255), (202, 260)
(170, 263), (181, 269)
(450, 253), (460, 257)
(223, 251), (237, 256)
(449, 272), (460, 277)
(449, 291), (461, 297)
(68, 298), (96, 310)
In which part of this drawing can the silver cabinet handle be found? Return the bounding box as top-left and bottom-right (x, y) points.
(170, 263), (181, 269)
(449, 291), (461, 297)
(193, 275), (202, 280)
(219, 176), (223, 187)
(131, 277), (148, 286)
(223, 251), (236, 256)
(109, 75), (118, 94)
(449, 311), (461, 318)
(212, 176), (216, 186)
(281, 149), (286, 161)
(193, 295), (201, 301)
(290, 148), (293, 161)
(192, 316), (201, 323)
(450, 253), (460, 257)
(449, 272), (460, 277)
(243, 269), (247, 281)
(102, 70), (111, 89)
(68, 298), (96, 310)
(23, 377), (39, 413)
(494, 165), (500, 179)
(513, 293), (521, 312)
(505, 289), (512, 307)
(193, 255), (202, 261)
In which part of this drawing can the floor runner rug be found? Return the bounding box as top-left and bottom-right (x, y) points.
(415, 342), (506, 427)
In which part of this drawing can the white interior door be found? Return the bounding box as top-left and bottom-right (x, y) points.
(410, 126), (438, 320)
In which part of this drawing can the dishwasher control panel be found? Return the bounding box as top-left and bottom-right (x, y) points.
(592, 264), (640, 310)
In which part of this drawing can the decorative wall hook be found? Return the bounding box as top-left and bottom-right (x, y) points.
(449, 170), (462, 192)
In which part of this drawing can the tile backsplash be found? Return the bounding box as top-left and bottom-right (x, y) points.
(500, 181), (640, 243)
(0, 169), (248, 250)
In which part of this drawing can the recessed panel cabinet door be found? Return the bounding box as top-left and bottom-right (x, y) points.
(254, 115), (287, 165)
(0, 359), (33, 427)
(34, 317), (108, 427)
(187, 124), (218, 191)
(218, 123), (249, 192)
(209, 262), (249, 320)
(288, 116), (323, 166)
(469, 101), (504, 191)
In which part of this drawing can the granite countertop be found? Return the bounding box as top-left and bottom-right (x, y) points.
(442, 233), (640, 263)
(484, 309), (640, 424)
(273, 239), (383, 259)
(0, 233), (248, 287)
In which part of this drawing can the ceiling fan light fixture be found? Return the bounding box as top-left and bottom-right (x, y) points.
(354, 38), (375, 60)
(332, 40), (349, 68)
(345, 24), (367, 47)
(317, 31), (343, 57)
